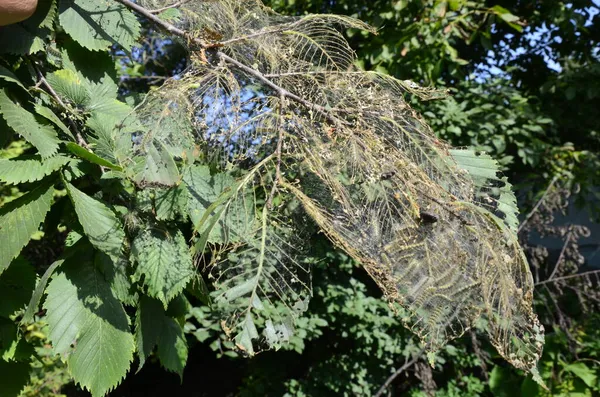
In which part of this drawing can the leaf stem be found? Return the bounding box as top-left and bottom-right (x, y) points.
(147, 0), (190, 14)
(28, 58), (88, 148)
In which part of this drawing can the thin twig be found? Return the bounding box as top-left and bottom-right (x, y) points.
(374, 349), (425, 397)
(518, 174), (560, 233)
(114, 0), (208, 48)
(267, 94), (286, 209)
(535, 269), (600, 287)
(545, 228), (573, 283)
(29, 59), (88, 147)
(147, 0), (188, 14)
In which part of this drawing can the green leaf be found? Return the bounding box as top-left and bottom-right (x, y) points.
(0, 360), (31, 397)
(135, 295), (188, 378)
(0, 156), (72, 185)
(0, 259), (36, 318)
(20, 259), (63, 325)
(0, 90), (60, 159)
(491, 5), (520, 23)
(59, 0), (141, 52)
(65, 182), (126, 260)
(564, 362), (597, 388)
(95, 251), (137, 306)
(46, 69), (90, 107)
(0, 65), (27, 91)
(65, 142), (123, 171)
(34, 104), (75, 140)
(21, 239), (89, 325)
(131, 227), (194, 307)
(0, 181), (54, 275)
(44, 257), (134, 397)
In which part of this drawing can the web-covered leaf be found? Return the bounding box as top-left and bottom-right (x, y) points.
(450, 148), (520, 232)
(130, 0), (542, 376)
(187, 160), (311, 354)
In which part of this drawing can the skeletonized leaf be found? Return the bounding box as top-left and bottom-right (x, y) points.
(44, 256), (134, 397)
(65, 182), (126, 260)
(0, 181), (54, 275)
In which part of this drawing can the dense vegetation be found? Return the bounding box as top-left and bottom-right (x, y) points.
(0, 0), (598, 396)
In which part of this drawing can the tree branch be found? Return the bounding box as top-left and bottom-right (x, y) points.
(267, 94), (285, 209)
(545, 227), (573, 283)
(535, 269), (600, 287)
(374, 349), (425, 397)
(114, 0), (208, 48)
(147, 0), (190, 14)
(518, 174), (560, 233)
